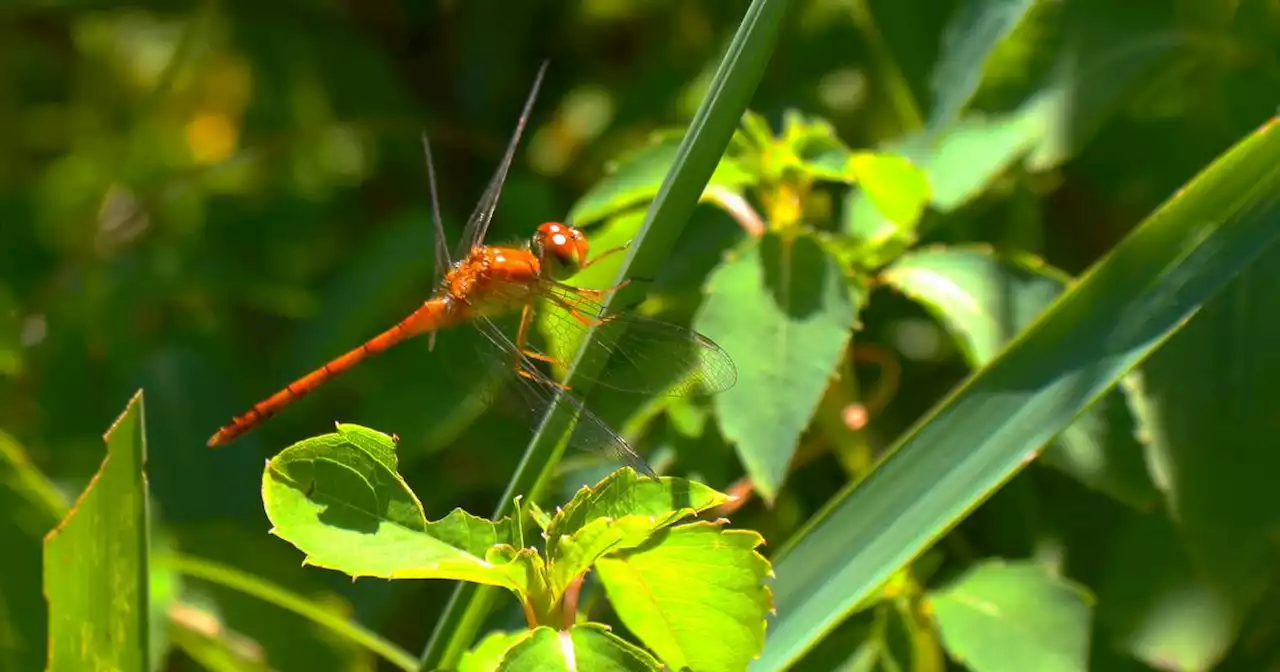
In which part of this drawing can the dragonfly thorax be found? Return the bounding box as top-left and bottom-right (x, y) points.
(533, 222), (589, 281)
(443, 246), (542, 310)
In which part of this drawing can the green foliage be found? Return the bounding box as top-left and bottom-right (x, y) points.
(261, 424), (766, 668)
(10, 0), (1280, 670)
(43, 392), (151, 672)
(928, 561), (1093, 672)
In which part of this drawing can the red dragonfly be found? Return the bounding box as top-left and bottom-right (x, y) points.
(207, 63), (737, 476)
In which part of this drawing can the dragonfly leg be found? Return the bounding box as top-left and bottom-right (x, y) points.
(516, 367), (572, 391)
(545, 292), (620, 327)
(513, 303), (575, 385)
(579, 242), (629, 270)
(522, 349), (563, 365)
(549, 277), (631, 305)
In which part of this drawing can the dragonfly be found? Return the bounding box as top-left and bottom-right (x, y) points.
(206, 62), (737, 476)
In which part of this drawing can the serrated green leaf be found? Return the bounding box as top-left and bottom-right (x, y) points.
(547, 469), (730, 547)
(568, 137), (753, 227)
(544, 471), (731, 600)
(262, 425), (540, 596)
(596, 522), (772, 672)
(488, 624), (661, 671)
(881, 246), (1159, 507)
(43, 390), (150, 672)
(844, 113), (1039, 257)
(928, 561), (1093, 672)
(695, 232), (857, 500)
(758, 117), (1280, 670)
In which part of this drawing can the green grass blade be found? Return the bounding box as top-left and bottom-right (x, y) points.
(44, 391), (150, 672)
(419, 0), (792, 667)
(170, 554), (418, 672)
(755, 116), (1280, 670)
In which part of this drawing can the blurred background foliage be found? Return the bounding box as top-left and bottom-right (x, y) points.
(4, 0), (1280, 670)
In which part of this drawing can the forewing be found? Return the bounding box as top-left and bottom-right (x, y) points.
(453, 62), (550, 259)
(536, 283), (739, 397)
(467, 314), (657, 477)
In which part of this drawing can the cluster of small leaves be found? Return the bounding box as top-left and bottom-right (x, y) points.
(262, 425), (772, 670)
(555, 109), (931, 502)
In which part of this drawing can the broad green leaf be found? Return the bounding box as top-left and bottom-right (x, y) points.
(928, 561), (1093, 672)
(1097, 513), (1237, 671)
(596, 522), (771, 672)
(0, 431), (66, 671)
(929, 0), (1041, 131)
(881, 247), (1159, 507)
(425, 0), (792, 664)
(546, 469), (730, 548)
(757, 117), (1280, 671)
(568, 137), (753, 227)
(544, 471), (730, 600)
(695, 232), (857, 500)
(44, 390), (150, 672)
(262, 425), (537, 595)
(495, 624), (661, 671)
(782, 115), (930, 234)
(844, 113), (1039, 252)
(1127, 238), (1280, 607)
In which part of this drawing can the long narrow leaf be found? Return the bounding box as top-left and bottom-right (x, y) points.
(756, 117), (1280, 670)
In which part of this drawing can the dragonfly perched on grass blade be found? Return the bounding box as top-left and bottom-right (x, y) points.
(207, 61), (737, 476)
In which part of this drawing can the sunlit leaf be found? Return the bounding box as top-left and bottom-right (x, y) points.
(928, 560), (1093, 672)
(596, 522), (772, 672)
(44, 391), (150, 672)
(546, 468), (730, 547)
(543, 470), (730, 600)
(261, 425), (539, 596)
(845, 152), (931, 231)
(695, 232), (857, 500)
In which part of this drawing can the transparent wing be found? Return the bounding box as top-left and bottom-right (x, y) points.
(421, 132), (450, 352)
(467, 312), (657, 477)
(421, 132), (452, 287)
(533, 282), (739, 397)
(453, 62), (550, 260)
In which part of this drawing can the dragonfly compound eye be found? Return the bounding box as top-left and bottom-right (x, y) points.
(536, 222), (589, 271)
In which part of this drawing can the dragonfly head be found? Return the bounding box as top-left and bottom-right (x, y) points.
(533, 222), (589, 279)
